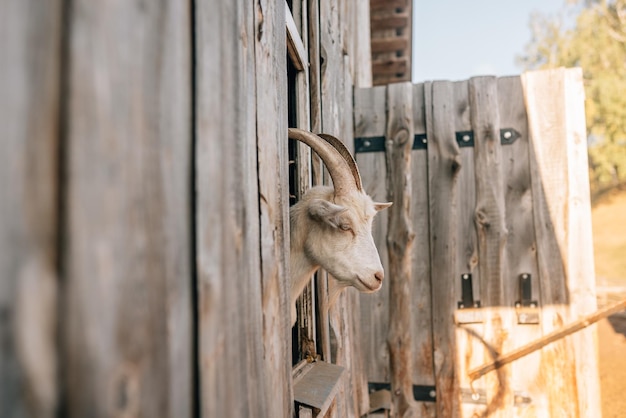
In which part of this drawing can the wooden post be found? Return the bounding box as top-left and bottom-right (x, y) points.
(0, 1), (62, 416)
(522, 67), (601, 418)
(427, 80), (462, 418)
(385, 82), (418, 417)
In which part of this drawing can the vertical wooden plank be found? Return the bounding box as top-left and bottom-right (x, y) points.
(427, 81), (462, 418)
(320, 1), (352, 416)
(353, 0), (373, 87)
(355, 86), (391, 385)
(497, 76), (546, 418)
(0, 1), (62, 416)
(521, 68), (580, 418)
(385, 82), (418, 417)
(562, 69), (601, 418)
(522, 68), (600, 418)
(410, 83), (437, 417)
(254, 0), (293, 416)
(452, 80), (486, 418)
(469, 76), (513, 417)
(64, 1), (193, 417)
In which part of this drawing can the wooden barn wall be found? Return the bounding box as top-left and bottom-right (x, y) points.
(356, 69), (600, 417)
(0, 1), (63, 417)
(1, 0), (375, 417)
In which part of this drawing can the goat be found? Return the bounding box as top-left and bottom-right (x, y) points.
(288, 129), (392, 325)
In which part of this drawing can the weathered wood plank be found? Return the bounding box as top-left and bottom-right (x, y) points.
(561, 68), (601, 418)
(370, 37), (410, 53)
(353, 0), (372, 87)
(385, 82), (418, 416)
(469, 76), (512, 417)
(355, 86), (391, 384)
(497, 76), (546, 418)
(452, 80), (486, 418)
(63, 1), (193, 417)
(254, 0), (293, 415)
(522, 68), (581, 418)
(427, 81), (462, 418)
(410, 83), (436, 417)
(0, 1), (62, 416)
(522, 68), (600, 418)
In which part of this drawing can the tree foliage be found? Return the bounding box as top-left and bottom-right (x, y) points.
(519, 0), (626, 197)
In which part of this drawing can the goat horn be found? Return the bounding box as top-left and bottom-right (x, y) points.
(317, 133), (363, 192)
(288, 128), (359, 196)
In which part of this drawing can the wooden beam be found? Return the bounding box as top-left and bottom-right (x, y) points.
(286, 3), (307, 71)
(370, 0), (408, 12)
(385, 82), (419, 416)
(468, 298), (626, 381)
(371, 37), (409, 54)
(372, 58), (408, 76)
(371, 14), (409, 31)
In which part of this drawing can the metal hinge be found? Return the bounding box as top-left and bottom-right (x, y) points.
(354, 128), (520, 153)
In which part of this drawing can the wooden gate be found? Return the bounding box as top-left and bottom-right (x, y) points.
(355, 68), (601, 417)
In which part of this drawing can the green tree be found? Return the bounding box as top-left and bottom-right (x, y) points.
(519, 0), (626, 198)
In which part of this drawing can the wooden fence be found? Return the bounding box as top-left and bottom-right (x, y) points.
(355, 68), (601, 417)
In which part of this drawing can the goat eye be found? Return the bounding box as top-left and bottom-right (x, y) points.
(339, 224), (351, 231)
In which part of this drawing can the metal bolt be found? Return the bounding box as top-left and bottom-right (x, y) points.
(515, 302), (521, 308)
(429, 390), (436, 398)
(522, 274), (529, 280)
(462, 134), (471, 142)
(504, 130), (512, 139)
(459, 303), (465, 309)
(463, 274), (469, 280)
(422, 137), (427, 144)
(471, 392), (480, 401)
(363, 140), (371, 147)
(530, 302), (537, 308)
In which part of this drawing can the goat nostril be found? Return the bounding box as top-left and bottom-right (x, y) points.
(375, 272), (384, 283)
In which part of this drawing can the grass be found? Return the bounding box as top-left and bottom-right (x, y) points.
(592, 189), (626, 287)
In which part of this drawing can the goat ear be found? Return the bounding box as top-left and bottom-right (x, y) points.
(308, 199), (348, 229)
(374, 201), (393, 211)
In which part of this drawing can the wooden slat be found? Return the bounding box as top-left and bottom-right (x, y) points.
(254, 0), (293, 416)
(522, 68), (600, 418)
(497, 76), (546, 418)
(372, 58), (409, 76)
(63, 1), (193, 416)
(371, 37), (409, 54)
(452, 80), (486, 418)
(353, 0), (373, 87)
(0, 1), (62, 416)
(371, 14), (410, 31)
(385, 82), (418, 416)
(427, 81), (462, 418)
(469, 76), (513, 417)
(370, 0), (409, 12)
(562, 68), (601, 418)
(355, 86), (390, 384)
(410, 83), (437, 417)
(286, 3), (307, 71)
(293, 361), (346, 413)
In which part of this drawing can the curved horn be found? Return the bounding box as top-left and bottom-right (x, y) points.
(288, 128), (358, 196)
(317, 133), (363, 192)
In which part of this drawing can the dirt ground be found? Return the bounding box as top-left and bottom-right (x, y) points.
(598, 305), (626, 418)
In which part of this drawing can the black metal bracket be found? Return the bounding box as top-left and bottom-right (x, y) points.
(354, 134), (427, 153)
(355, 128), (520, 154)
(458, 273), (480, 309)
(368, 382), (436, 403)
(515, 273), (537, 308)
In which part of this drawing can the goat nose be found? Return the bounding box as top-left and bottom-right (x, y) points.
(374, 271), (384, 283)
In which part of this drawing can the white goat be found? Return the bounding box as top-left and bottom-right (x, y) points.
(288, 129), (392, 325)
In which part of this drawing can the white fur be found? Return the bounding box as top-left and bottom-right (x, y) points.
(289, 185), (390, 324)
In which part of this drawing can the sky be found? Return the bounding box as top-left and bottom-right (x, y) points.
(412, 0), (569, 82)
